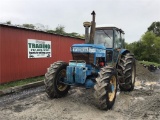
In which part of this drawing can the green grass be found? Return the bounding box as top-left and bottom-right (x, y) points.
(139, 61), (160, 67)
(0, 76), (44, 90)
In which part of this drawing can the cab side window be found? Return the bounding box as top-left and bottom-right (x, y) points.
(121, 33), (125, 48)
(114, 30), (121, 49)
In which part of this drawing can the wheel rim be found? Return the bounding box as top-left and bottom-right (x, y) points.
(108, 76), (116, 102)
(131, 64), (135, 84)
(56, 69), (68, 91)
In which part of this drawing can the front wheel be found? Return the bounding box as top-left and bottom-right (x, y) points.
(44, 61), (70, 98)
(94, 66), (117, 110)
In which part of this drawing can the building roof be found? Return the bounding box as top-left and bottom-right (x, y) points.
(0, 23), (84, 40)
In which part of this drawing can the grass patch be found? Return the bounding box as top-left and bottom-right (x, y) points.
(0, 76), (44, 90)
(139, 61), (160, 67)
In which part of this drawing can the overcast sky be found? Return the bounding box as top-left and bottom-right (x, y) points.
(0, 0), (159, 43)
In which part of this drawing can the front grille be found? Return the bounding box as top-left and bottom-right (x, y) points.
(72, 53), (94, 64)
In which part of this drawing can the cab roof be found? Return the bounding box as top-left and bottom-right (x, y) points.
(96, 24), (124, 34)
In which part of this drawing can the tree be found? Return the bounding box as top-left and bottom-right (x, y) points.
(46, 30), (55, 34)
(80, 34), (85, 39)
(138, 31), (160, 63)
(22, 24), (35, 29)
(6, 21), (11, 24)
(125, 22), (160, 63)
(69, 32), (79, 37)
(148, 21), (160, 36)
(154, 36), (160, 63)
(54, 25), (65, 34)
(141, 32), (155, 62)
(35, 23), (48, 31)
(66, 32), (82, 38)
(126, 41), (145, 60)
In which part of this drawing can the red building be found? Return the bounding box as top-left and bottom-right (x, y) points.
(0, 24), (84, 84)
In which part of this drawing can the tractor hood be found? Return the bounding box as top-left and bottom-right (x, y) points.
(71, 44), (106, 53)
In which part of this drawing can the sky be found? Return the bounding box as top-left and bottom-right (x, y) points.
(0, 0), (160, 43)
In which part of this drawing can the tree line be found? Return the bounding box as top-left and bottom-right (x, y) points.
(126, 22), (160, 63)
(4, 21), (85, 39)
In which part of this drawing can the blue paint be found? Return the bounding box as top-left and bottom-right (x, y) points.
(65, 43), (130, 88)
(111, 84), (114, 92)
(120, 49), (129, 54)
(75, 66), (87, 84)
(72, 44), (106, 49)
(85, 79), (95, 88)
(66, 66), (74, 83)
(66, 61), (88, 84)
(71, 44), (106, 54)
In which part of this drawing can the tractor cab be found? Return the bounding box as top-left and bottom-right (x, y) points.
(71, 25), (125, 67)
(94, 25), (125, 64)
(94, 25), (125, 49)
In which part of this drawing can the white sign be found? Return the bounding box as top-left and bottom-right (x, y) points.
(72, 47), (89, 53)
(28, 39), (51, 58)
(72, 47), (105, 54)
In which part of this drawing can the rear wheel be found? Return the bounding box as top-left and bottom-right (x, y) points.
(118, 53), (136, 91)
(44, 61), (70, 98)
(94, 66), (117, 110)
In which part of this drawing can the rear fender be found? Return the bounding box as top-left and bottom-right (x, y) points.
(116, 49), (130, 67)
(120, 49), (130, 55)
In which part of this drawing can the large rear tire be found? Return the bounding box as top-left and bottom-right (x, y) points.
(94, 66), (117, 110)
(118, 53), (136, 91)
(44, 61), (70, 98)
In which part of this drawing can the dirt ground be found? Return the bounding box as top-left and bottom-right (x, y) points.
(0, 62), (160, 120)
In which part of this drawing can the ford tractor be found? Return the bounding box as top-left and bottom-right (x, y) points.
(44, 11), (136, 110)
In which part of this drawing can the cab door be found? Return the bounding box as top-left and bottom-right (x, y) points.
(113, 30), (122, 64)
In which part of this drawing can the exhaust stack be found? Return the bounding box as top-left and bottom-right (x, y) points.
(89, 11), (96, 44)
(83, 22), (91, 43)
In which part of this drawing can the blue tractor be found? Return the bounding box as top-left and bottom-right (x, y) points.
(44, 11), (136, 110)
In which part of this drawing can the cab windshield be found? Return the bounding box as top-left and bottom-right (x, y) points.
(94, 30), (113, 48)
